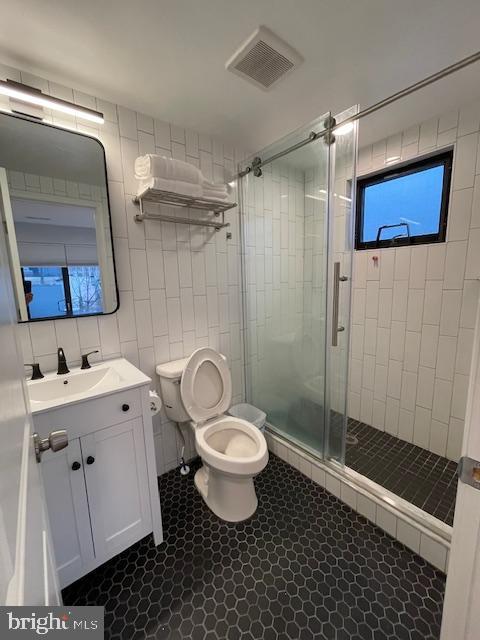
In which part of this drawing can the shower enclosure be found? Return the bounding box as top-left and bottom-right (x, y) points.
(239, 107), (357, 464)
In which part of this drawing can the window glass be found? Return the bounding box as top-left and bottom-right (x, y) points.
(22, 266), (67, 320)
(22, 265), (103, 320)
(69, 266), (103, 315)
(362, 165), (444, 242)
(355, 151), (453, 250)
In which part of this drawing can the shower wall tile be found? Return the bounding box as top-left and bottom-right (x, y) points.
(242, 154), (308, 425)
(7, 62), (245, 476)
(350, 102), (480, 461)
(397, 409), (413, 443)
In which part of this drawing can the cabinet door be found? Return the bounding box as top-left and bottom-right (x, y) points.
(82, 418), (151, 561)
(41, 438), (94, 588)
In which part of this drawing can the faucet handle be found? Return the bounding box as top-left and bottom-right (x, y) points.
(56, 347), (69, 375)
(25, 363), (44, 381)
(81, 350), (99, 370)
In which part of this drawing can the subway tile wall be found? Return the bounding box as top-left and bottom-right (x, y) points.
(0, 63), (246, 475)
(241, 161), (310, 416)
(349, 102), (480, 461)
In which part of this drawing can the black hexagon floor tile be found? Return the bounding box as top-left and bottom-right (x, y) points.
(62, 454), (445, 639)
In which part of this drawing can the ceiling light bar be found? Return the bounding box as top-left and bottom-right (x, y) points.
(0, 79), (104, 124)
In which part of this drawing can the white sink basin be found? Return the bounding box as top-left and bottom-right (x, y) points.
(27, 358), (151, 413)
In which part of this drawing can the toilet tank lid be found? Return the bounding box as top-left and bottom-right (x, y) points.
(156, 357), (189, 379)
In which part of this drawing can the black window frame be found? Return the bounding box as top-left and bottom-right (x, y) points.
(354, 149), (454, 251)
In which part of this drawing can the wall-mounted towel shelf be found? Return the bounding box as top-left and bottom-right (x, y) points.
(133, 187), (236, 231)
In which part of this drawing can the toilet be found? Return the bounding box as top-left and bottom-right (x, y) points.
(156, 347), (269, 522)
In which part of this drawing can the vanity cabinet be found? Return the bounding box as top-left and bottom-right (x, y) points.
(32, 382), (163, 588)
(81, 418), (151, 560)
(41, 438), (95, 587)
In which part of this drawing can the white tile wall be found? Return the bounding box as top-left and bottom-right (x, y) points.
(349, 101), (480, 461)
(2, 62), (245, 475)
(242, 160), (312, 415)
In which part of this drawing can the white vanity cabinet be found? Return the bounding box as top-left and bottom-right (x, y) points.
(81, 418), (151, 560)
(31, 376), (163, 589)
(41, 438), (95, 587)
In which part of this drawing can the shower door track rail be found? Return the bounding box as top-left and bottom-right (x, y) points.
(238, 49), (480, 178)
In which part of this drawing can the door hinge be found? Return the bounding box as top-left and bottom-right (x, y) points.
(457, 456), (480, 489)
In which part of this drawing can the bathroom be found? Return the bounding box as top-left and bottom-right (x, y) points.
(1, 2), (480, 638)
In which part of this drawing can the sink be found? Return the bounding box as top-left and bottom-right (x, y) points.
(27, 358), (151, 413)
(28, 367), (121, 402)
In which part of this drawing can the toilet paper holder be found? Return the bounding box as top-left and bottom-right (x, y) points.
(149, 390), (162, 415)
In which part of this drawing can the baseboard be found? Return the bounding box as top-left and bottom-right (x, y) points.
(264, 427), (451, 574)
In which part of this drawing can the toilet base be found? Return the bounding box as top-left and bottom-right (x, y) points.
(194, 465), (258, 522)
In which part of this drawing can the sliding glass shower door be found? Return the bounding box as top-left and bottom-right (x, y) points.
(239, 108), (357, 462)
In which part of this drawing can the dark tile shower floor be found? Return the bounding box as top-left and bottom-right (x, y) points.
(63, 455), (445, 640)
(346, 419), (458, 526)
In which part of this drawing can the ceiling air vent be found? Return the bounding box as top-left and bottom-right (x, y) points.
(226, 26), (303, 91)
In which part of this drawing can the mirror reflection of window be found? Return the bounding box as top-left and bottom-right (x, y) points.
(0, 112), (118, 323)
(22, 266), (66, 319)
(21, 265), (103, 320)
(69, 265), (103, 316)
(12, 197), (104, 320)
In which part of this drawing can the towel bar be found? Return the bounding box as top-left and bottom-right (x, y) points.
(135, 210), (229, 231)
(133, 186), (235, 231)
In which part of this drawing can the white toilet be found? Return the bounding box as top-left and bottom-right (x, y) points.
(156, 347), (269, 522)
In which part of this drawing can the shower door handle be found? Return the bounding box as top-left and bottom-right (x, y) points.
(332, 262), (348, 347)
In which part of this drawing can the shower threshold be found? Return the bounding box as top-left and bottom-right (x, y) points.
(346, 419), (458, 527)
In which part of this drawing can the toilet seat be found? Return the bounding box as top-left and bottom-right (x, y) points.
(195, 415), (268, 476)
(181, 347), (231, 423)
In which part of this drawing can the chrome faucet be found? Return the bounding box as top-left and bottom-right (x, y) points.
(57, 347), (70, 375)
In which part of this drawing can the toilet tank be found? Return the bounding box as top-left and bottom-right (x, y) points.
(156, 357), (190, 422)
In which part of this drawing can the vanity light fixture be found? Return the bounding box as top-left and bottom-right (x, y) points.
(0, 79), (104, 124)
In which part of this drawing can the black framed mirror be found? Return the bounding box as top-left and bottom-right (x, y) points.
(0, 112), (118, 321)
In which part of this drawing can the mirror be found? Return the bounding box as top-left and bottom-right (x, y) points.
(0, 112), (118, 322)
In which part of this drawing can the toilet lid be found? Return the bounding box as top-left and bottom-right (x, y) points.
(180, 348), (232, 423)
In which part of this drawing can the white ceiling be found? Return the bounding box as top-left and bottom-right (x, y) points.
(1, 0), (480, 152)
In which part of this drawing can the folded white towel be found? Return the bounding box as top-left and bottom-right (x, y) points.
(135, 155), (232, 203)
(135, 154), (203, 185)
(203, 180), (227, 191)
(203, 194), (233, 203)
(203, 188), (228, 200)
(203, 180), (228, 194)
(137, 177), (203, 199)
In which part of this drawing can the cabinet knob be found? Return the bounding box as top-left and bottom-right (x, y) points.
(71, 461), (81, 471)
(122, 404), (130, 412)
(86, 456), (95, 465)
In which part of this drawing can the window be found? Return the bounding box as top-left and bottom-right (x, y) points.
(22, 265), (103, 320)
(355, 150), (453, 250)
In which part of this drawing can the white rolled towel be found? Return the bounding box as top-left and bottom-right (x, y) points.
(135, 154), (203, 185)
(202, 179), (228, 200)
(202, 188), (229, 200)
(137, 177), (203, 198)
(203, 180), (228, 193)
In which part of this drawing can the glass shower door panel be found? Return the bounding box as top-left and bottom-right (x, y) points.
(325, 106), (358, 463)
(240, 114), (331, 457)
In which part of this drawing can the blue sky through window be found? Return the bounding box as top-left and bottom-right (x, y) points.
(361, 165), (445, 243)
